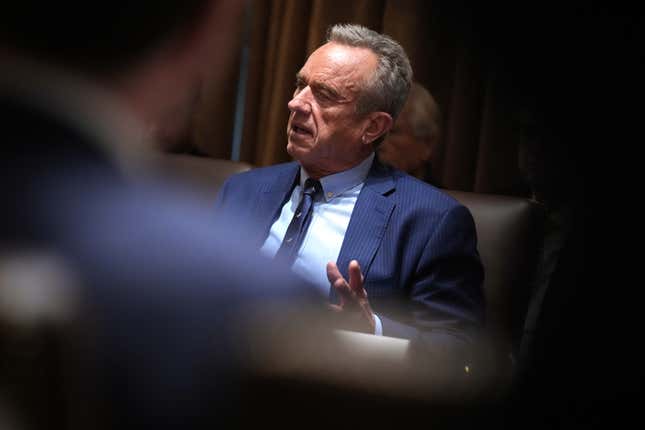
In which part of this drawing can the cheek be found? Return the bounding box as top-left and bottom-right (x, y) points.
(314, 112), (340, 142)
(315, 108), (362, 150)
(383, 136), (408, 156)
(387, 135), (404, 147)
(400, 137), (426, 160)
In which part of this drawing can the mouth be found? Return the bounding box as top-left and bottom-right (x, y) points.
(290, 123), (313, 137)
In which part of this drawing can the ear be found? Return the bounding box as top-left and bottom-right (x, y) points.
(362, 112), (393, 146)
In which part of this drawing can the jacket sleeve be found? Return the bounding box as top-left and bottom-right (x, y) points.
(379, 204), (486, 363)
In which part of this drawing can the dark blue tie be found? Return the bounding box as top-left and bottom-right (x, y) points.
(274, 178), (322, 266)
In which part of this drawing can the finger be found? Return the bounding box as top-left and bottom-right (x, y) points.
(327, 262), (353, 305)
(332, 277), (352, 306)
(326, 261), (343, 284)
(348, 260), (366, 298)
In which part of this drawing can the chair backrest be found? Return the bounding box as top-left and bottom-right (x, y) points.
(152, 153), (253, 199)
(444, 190), (545, 361)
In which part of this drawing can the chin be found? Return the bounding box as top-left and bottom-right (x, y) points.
(286, 141), (302, 160)
(287, 137), (310, 154)
(286, 139), (296, 154)
(289, 145), (316, 167)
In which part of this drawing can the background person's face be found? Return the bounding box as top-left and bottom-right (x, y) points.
(286, 42), (377, 176)
(379, 114), (431, 174)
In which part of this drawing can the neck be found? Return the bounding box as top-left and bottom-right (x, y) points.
(301, 152), (374, 180)
(302, 152), (375, 180)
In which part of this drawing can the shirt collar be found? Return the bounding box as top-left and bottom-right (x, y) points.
(300, 152), (375, 202)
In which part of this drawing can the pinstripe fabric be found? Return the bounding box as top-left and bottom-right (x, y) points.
(215, 158), (485, 342)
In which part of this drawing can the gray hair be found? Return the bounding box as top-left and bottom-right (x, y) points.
(326, 23), (413, 145)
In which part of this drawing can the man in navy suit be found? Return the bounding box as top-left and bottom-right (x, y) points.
(216, 24), (485, 348)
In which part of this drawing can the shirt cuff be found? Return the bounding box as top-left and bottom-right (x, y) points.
(373, 313), (383, 336)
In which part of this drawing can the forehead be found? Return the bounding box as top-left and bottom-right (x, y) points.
(299, 42), (378, 95)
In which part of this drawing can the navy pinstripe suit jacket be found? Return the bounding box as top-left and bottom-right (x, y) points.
(215, 158), (485, 345)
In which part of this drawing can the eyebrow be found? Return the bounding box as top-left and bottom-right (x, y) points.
(313, 82), (341, 100)
(295, 72), (342, 101)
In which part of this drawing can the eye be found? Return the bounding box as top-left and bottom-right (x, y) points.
(312, 86), (338, 105)
(294, 78), (306, 93)
(315, 90), (330, 102)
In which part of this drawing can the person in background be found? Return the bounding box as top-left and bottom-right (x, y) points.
(515, 109), (579, 364)
(377, 81), (442, 185)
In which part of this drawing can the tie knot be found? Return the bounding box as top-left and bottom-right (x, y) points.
(303, 178), (322, 197)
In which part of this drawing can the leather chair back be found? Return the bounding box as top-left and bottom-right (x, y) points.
(444, 190), (544, 363)
(152, 153), (253, 199)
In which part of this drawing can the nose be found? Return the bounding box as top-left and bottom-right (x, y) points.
(288, 87), (312, 115)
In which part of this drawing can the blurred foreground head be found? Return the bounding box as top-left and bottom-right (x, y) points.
(378, 81), (442, 182)
(0, 0), (244, 145)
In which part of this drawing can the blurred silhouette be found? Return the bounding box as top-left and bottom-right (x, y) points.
(378, 81), (442, 184)
(503, 107), (589, 429)
(514, 109), (581, 365)
(1, 1), (327, 429)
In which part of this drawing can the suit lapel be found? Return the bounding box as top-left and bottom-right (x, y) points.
(252, 162), (299, 246)
(335, 160), (395, 287)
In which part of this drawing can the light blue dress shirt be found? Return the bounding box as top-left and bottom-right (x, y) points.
(260, 153), (383, 335)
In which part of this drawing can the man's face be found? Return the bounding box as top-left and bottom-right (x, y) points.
(378, 110), (431, 175)
(286, 42), (377, 177)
